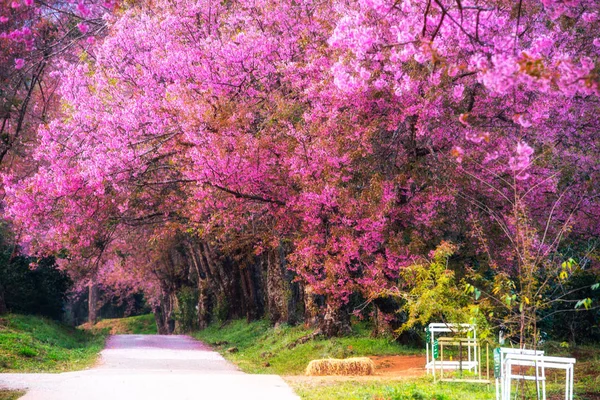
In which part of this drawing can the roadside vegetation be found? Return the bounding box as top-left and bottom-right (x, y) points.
(80, 314), (157, 335)
(197, 319), (600, 400)
(0, 314), (104, 372)
(293, 380), (494, 400)
(0, 390), (24, 400)
(193, 319), (418, 375)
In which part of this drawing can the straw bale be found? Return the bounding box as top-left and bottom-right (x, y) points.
(305, 357), (375, 376)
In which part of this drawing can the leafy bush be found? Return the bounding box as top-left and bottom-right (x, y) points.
(175, 287), (199, 333)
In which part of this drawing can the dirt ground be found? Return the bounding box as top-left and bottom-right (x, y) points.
(285, 355), (427, 384)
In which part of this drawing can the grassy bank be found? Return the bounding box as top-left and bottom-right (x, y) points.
(80, 314), (157, 335)
(193, 319), (418, 375)
(292, 379), (494, 400)
(195, 319), (600, 400)
(0, 314), (104, 372)
(0, 390), (24, 400)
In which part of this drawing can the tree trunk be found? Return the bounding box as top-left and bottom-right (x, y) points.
(153, 293), (176, 334)
(282, 247), (303, 326)
(372, 306), (393, 337)
(266, 248), (289, 324)
(320, 301), (351, 337)
(0, 282), (7, 315)
(200, 242), (233, 321)
(197, 279), (210, 329)
(186, 241), (212, 329)
(88, 279), (98, 325)
(153, 306), (169, 334)
(303, 285), (320, 327)
(239, 264), (258, 321)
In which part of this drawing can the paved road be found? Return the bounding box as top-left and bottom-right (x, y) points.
(0, 335), (299, 400)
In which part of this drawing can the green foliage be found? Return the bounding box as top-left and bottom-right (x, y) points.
(0, 225), (72, 320)
(539, 267), (600, 344)
(84, 314), (157, 335)
(17, 347), (37, 358)
(0, 255), (71, 320)
(396, 242), (490, 338)
(174, 287), (199, 333)
(215, 294), (229, 324)
(0, 314), (104, 372)
(193, 319), (419, 375)
(123, 314), (158, 334)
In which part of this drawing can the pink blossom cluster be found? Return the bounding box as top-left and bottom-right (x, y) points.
(3, 0), (599, 302)
(509, 142), (535, 180)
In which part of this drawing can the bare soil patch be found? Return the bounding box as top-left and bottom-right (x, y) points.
(371, 355), (426, 377)
(285, 354), (426, 384)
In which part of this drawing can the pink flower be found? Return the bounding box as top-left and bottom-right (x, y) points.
(509, 141), (534, 178)
(465, 131), (484, 144)
(451, 146), (465, 163)
(14, 58), (25, 70)
(77, 1), (91, 17)
(582, 12), (597, 23)
(11, 1), (21, 8)
(458, 113), (471, 126)
(516, 141), (534, 158)
(77, 23), (89, 34)
(86, 36), (96, 45)
(24, 0), (34, 6)
(514, 114), (532, 128)
(484, 151), (500, 163)
(453, 84), (464, 100)
(0, 16), (8, 23)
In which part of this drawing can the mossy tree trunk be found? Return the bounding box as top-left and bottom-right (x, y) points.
(266, 247), (289, 324)
(88, 279), (98, 325)
(320, 300), (351, 337)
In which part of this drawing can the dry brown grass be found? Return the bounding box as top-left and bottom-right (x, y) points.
(305, 357), (375, 376)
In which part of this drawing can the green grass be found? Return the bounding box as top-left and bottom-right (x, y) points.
(82, 314), (157, 335)
(291, 379), (495, 400)
(193, 319), (420, 375)
(291, 378), (600, 400)
(0, 314), (105, 372)
(0, 389), (24, 400)
(542, 342), (600, 400)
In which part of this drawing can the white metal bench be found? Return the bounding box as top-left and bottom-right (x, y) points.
(495, 348), (575, 400)
(425, 323), (489, 383)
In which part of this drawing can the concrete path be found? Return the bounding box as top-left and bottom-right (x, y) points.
(0, 335), (299, 400)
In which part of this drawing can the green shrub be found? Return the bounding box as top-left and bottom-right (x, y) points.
(17, 347), (37, 358)
(175, 287), (199, 333)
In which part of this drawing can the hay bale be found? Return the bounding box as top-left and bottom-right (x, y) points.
(305, 357), (375, 376)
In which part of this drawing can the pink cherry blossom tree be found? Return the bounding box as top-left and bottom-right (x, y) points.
(3, 0), (599, 337)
